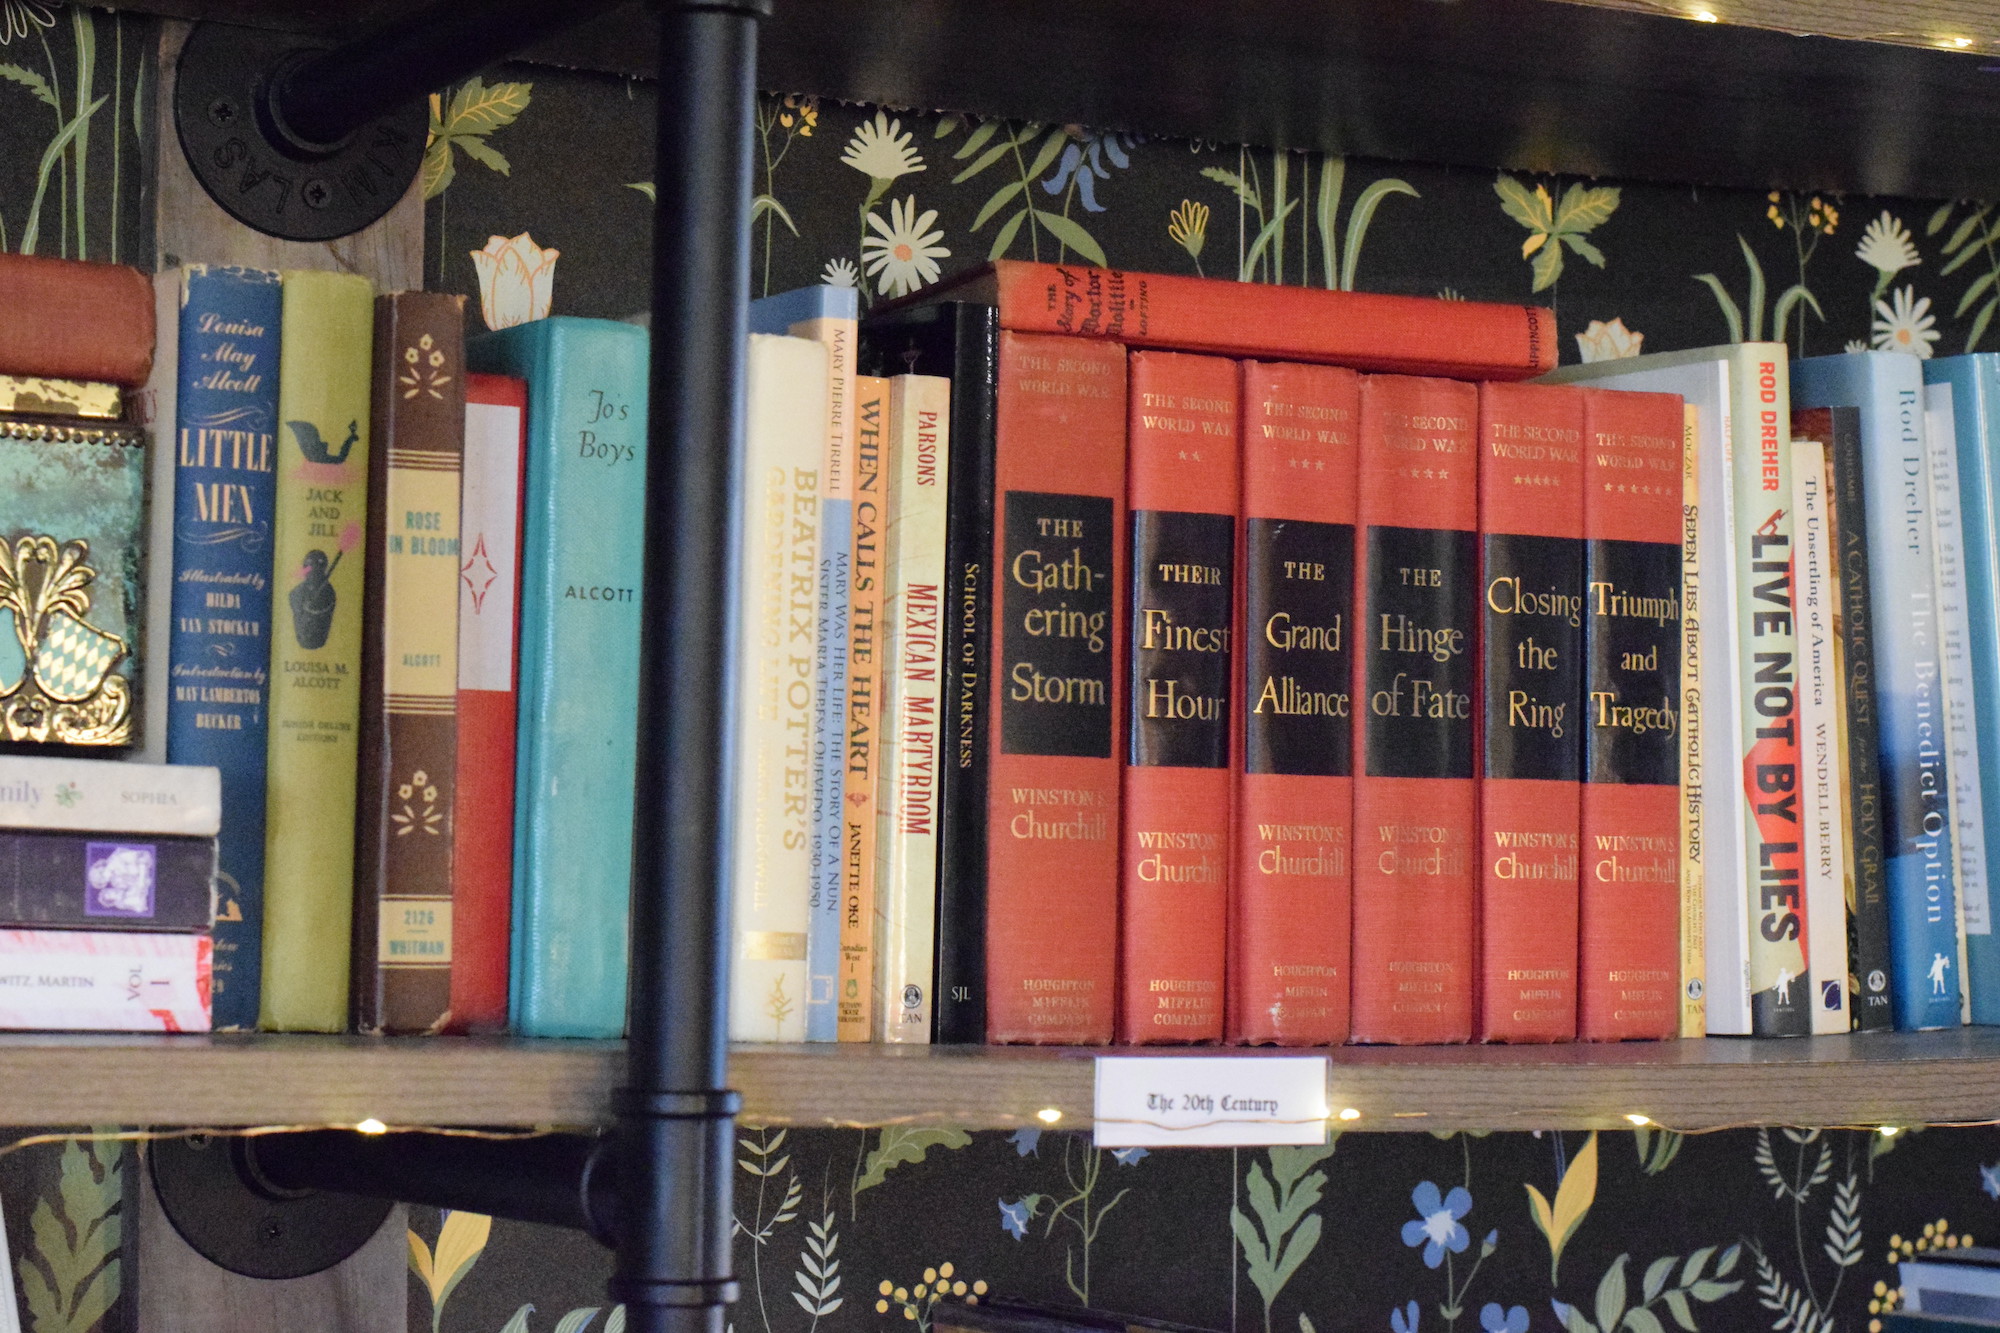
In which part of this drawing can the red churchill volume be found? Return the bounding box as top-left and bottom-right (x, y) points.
(1118, 351), (1239, 1044)
(985, 332), (1128, 1044)
(1351, 374), (1479, 1044)
(1475, 381), (1586, 1042)
(1578, 388), (1684, 1041)
(1232, 361), (1359, 1045)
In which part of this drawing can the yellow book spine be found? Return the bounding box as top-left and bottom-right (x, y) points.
(260, 270), (375, 1032)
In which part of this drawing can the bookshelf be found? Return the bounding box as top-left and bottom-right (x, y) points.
(24, 0), (1992, 1143)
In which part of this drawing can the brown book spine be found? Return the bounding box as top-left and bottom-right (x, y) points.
(985, 332), (1127, 1044)
(0, 254), (154, 385)
(1578, 387), (1684, 1041)
(1475, 381), (1586, 1043)
(353, 292), (467, 1034)
(1350, 374), (1479, 1044)
(1232, 361), (1359, 1045)
(1118, 351), (1238, 1044)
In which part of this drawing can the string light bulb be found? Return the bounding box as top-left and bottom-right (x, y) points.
(1952, 35), (1975, 46)
(1692, 9), (1719, 20)
(1626, 1114), (1652, 1126)
(1338, 1108), (1362, 1122)
(355, 1118), (389, 1135)
(1880, 1125), (1901, 1138)
(1036, 1107), (1062, 1124)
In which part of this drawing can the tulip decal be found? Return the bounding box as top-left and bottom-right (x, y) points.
(470, 232), (559, 331)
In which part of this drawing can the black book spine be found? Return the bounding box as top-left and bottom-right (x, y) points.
(862, 304), (1000, 1043)
(0, 830), (215, 930)
(1823, 404), (1894, 1032)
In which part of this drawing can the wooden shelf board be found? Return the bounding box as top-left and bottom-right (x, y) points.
(107, 0), (2000, 198)
(5, 1031), (2000, 1132)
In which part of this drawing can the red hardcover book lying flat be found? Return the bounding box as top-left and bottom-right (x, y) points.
(1350, 374), (1479, 1044)
(448, 373), (529, 1033)
(1578, 387), (1684, 1041)
(1475, 381), (1585, 1043)
(1118, 351), (1238, 1044)
(0, 253), (154, 385)
(1232, 361), (1359, 1046)
(985, 332), (1127, 1044)
(902, 261), (1557, 382)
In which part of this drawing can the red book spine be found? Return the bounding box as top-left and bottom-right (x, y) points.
(1578, 388), (1684, 1041)
(1232, 362), (1359, 1045)
(977, 261), (1555, 381)
(1475, 382), (1586, 1042)
(1350, 374), (1479, 1044)
(0, 253), (154, 385)
(985, 332), (1127, 1044)
(447, 373), (528, 1033)
(1118, 351), (1238, 1044)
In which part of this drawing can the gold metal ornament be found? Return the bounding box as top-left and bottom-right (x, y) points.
(0, 535), (133, 745)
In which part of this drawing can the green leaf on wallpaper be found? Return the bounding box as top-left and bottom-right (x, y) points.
(457, 135), (511, 176)
(20, 95), (106, 257)
(988, 209), (1028, 261)
(1943, 206), (1989, 254)
(1958, 267), (1999, 317)
(752, 193), (800, 237)
(498, 1304), (536, 1333)
(1771, 284), (1823, 345)
(1969, 300), (1996, 352)
(18, 1135), (124, 1333)
(1497, 175), (1620, 291)
(422, 140), (456, 199)
(1340, 178), (1418, 291)
(627, 182), (656, 202)
(1595, 1253), (1628, 1333)
(1931, 199), (1959, 235)
(935, 113), (965, 138)
(1642, 1255), (1676, 1304)
(1034, 209), (1108, 267)
(1661, 1289), (1695, 1331)
(952, 118), (1002, 160)
(852, 1127), (972, 1198)
(1025, 127), (1070, 183)
(553, 1307), (604, 1333)
(972, 179), (1027, 232)
(1201, 166), (1263, 215)
(425, 76), (533, 200)
(0, 63), (56, 109)
(955, 136), (1021, 185)
(1692, 274), (1744, 344)
(1243, 198), (1301, 281)
(1623, 1308), (1667, 1333)
(1737, 236), (1767, 340)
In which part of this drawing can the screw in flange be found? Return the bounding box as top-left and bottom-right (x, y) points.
(260, 1217), (285, 1243)
(301, 179), (333, 209)
(206, 99), (236, 127)
(185, 1133), (211, 1151)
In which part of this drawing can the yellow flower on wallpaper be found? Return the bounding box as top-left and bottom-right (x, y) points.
(409, 1210), (493, 1333)
(1574, 317), (1644, 362)
(471, 233), (559, 331)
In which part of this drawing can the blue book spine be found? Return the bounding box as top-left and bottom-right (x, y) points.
(1927, 354), (2000, 1024)
(468, 317), (648, 1038)
(165, 266), (281, 1033)
(752, 286), (858, 1041)
(1794, 352), (1961, 1029)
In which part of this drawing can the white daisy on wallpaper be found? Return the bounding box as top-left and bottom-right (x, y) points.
(1856, 210), (1921, 278)
(841, 110), (925, 182)
(821, 257), (859, 289)
(1872, 286), (1939, 358)
(0, 1), (54, 45)
(862, 197), (951, 297)
(1575, 317), (1644, 363)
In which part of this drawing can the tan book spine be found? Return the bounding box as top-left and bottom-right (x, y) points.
(839, 376), (890, 1040)
(352, 292), (466, 1034)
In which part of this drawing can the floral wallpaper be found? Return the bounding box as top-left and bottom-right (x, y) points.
(18, 15), (2000, 1333)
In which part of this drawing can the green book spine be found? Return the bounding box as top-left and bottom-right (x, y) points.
(259, 270), (375, 1032)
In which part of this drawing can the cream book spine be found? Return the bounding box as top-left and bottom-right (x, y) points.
(727, 334), (828, 1042)
(874, 374), (951, 1043)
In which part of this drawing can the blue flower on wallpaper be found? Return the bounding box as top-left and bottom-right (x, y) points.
(1401, 1182), (1473, 1269)
(1389, 1301), (1420, 1333)
(1010, 1128), (1042, 1157)
(1110, 1148), (1150, 1166)
(1040, 132), (1142, 213)
(999, 1198), (1035, 1240)
(1479, 1304), (1528, 1333)
(1982, 1162), (2000, 1199)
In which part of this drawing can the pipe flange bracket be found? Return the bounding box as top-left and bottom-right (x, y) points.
(612, 1088), (743, 1119)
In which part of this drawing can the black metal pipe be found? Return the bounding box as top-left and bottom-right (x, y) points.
(614, 1), (766, 1330)
(249, 1131), (617, 1238)
(269, 0), (634, 148)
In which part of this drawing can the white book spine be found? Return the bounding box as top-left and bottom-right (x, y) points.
(0, 930), (211, 1031)
(1678, 405), (1706, 1037)
(0, 757), (219, 835)
(727, 334), (829, 1042)
(1926, 380), (1986, 1023)
(874, 374), (951, 1043)
(1792, 438), (1850, 1033)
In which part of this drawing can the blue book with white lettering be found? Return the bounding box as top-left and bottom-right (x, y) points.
(751, 286), (857, 1041)
(1794, 352), (1961, 1030)
(1925, 354), (2000, 1025)
(468, 318), (648, 1038)
(165, 266), (282, 1031)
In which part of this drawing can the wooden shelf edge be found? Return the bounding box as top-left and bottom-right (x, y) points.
(2, 1032), (1999, 1133)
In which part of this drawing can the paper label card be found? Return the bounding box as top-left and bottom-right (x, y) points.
(1092, 1055), (1330, 1147)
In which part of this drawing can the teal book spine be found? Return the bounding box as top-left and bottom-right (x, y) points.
(467, 317), (648, 1038)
